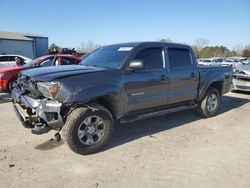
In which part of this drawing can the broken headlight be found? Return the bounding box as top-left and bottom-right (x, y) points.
(37, 82), (61, 99)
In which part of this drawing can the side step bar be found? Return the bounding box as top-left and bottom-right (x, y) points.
(120, 104), (197, 123)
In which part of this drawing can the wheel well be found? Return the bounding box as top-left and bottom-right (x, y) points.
(89, 96), (117, 119)
(209, 81), (223, 95)
(7, 77), (17, 92)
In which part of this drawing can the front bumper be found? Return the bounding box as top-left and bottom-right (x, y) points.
(232, 74), (250, 91)
(11, 88), (64, 133)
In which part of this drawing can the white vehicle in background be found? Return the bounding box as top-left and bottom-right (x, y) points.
(197, 58), (213, 66)
(210, 57), (225, 66)
(241, 57), (250, 65)
(221, 58), (242, 67)
(0, 54), (32, 68)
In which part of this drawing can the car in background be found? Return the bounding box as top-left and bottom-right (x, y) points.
(232, 63), (250, 92)
(241, 57), (250, 65)
(211, 57), (225, 65)
(221, 58), (242, 67)
(0, 54), (32, 67)
(0, 54), (82, 93)
(197, 58), (213, 66)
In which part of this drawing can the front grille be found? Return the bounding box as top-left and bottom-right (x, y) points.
(235, 85), (250, 90)
(233, 75), (250, 81)
(16, 75), (42, 99)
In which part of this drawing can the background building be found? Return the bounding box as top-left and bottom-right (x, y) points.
(0, 31), (48, 59)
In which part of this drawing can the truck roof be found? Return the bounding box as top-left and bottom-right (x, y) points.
(105, 41), (190, 49)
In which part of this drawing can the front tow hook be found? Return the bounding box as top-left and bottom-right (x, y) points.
(31, 125), (51, 135)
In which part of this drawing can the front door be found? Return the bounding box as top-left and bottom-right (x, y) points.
(124, 47), (169, 113)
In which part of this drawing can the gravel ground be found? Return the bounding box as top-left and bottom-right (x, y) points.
(0, 92), (250, 188)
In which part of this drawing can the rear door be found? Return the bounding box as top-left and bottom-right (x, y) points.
(166, 48), (199, 104)
(124, 46), (169, 113)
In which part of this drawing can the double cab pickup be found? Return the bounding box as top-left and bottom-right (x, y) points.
(11, 42), (233, 155)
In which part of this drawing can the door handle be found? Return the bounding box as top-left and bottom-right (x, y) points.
(191, 73), (198, 80)
(191, 73), (197, 78)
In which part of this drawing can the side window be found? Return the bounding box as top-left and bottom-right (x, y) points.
(168, 48), (192, 68)
(61, 57), (78, 65)
(133, 48), (163, 70)
(0, 56), (9, 62)
(9, 56), (16, 61)
(39, 57), (54, 67)
(75, 58), (81, 64)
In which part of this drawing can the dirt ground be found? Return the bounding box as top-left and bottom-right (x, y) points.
(0, 92), (250, 188)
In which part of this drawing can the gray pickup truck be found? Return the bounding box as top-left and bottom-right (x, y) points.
(12, 42), (233, 155)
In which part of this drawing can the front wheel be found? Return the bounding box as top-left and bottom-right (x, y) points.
(63, 103), (114, 155)
(197, 87), (221, 118)
(8, 78), (17, 92)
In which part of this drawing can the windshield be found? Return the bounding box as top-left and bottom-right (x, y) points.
(23, 57), (42, 68)
(80, 46), (132, 69)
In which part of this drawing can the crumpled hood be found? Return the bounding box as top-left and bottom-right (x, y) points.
(21, 65), (110, 81)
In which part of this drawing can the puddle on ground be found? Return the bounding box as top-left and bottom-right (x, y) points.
(35, 139), (64, 150)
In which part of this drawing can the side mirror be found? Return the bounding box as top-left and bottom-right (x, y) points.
(128, 60), (144, 72)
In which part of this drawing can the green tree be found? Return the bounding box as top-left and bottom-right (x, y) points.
(49, 43), (60, 54)
(199, 45), (235, 58)
(242, 49), (250, 57)
(49, 43), (60, 50)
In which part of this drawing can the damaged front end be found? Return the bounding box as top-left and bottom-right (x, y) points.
(232, 64), (250, 92)
(232, 74), (250, 91)
(11, 75), (64, 135)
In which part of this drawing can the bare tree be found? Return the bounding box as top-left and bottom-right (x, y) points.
(159, 37), (172, 42)
(77, 41), (102, 53)
(193, 38), (209, 50)
(191, 45), (199, 58)
(233, 44), (243, 55)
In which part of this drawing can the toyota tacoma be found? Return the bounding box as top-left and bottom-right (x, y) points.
(11, 42), (233, 155)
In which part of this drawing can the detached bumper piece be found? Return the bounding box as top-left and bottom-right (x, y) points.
(232, 74), (250, 91)
(12, 88), (63, 134)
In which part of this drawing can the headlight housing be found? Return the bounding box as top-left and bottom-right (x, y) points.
(37, 82), (61, 99)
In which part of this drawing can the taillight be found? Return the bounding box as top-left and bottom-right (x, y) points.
(0, 78), (8, 91)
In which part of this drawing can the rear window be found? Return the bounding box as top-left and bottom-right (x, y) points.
(8, 56), (16, 61)
(168, 48), (192, 68)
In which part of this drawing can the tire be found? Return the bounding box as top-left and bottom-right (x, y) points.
(197, 87), (221, 118)
(63, 103), (114, 155)
(8, 78), (16, 93)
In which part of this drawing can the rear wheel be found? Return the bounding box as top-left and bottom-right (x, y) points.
(63, 103), (114, 155)
(197, 87), (221, 118)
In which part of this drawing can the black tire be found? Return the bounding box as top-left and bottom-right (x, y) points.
(8, 78), (16, 92)
(197, 87), (221, 118)
(63, 103), (114, 155)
